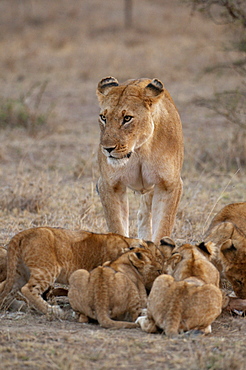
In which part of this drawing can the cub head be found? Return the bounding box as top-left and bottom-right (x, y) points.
(138, 238), (174, 270)
(163, 242), (220, 286)
(96, 76), (165, 167)
(127, 248), (162, 290)
(124, 237), (156, 251)
(219, 238), (246, 298)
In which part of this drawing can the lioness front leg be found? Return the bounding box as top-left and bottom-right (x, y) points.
(138, 191), (153, 240)
(152, 179), (183, 244)
(97, 177), (129, 236)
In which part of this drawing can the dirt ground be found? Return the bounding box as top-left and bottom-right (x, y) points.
(0, 0), (246, 369)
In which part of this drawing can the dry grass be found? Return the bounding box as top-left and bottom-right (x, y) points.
(0, 311), (246, 370)
(0, 0), (245, 369)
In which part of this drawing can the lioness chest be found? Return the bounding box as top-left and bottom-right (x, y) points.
(111, 160), (157, 194)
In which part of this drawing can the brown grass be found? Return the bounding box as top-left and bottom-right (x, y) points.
(0, 0), (245, 369)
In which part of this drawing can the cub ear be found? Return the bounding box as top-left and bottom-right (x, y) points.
(97, 76), (119, 96)
(197, 241), (215, 258)
(158, 237), (176, 259)
(135, 252), (143, 259)
(102, 260), (111, 267)
(220, 239), (237, 262)
(128, 251), (146, 267)
(167, 253), (182, 270)
(159, 236), (176, 248)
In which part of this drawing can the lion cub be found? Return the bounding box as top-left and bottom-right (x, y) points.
(137, 241), (222, 335)
(0, 227), (155, 315)
(204, 202), (246, 299)
(68, 247), (162, 329)
(137, 275), (222, 336)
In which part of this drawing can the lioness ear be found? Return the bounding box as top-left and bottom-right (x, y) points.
(144, 78), (164, 99)
(205, 222), (235, 245)
(220, 239), (237, 262)
(97, 76), (119, 97)
(158, 237), (176, 258)
(144, 79), (165, 108)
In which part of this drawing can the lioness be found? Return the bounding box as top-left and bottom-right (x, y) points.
(137, 240), (222, 335)
(96, 77), (183, 244)
(0, 227), (156, 315)
(137, 275), (222, 336)
(204, 202), (246, 301)
(68, 247), (162, 329)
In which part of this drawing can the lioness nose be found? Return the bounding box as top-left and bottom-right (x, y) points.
(104, 146), (116, 153)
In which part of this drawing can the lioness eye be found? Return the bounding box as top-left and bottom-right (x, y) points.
(123, 115), (133, 124)
(99, 114), (106, 123)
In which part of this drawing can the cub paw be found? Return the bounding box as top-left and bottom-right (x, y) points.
(47, 305), (64, 318)
(135, 315), (147, 326)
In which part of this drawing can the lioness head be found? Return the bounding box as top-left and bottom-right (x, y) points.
(219, 239), (246, 298)
(96, 76), (165, 167)
(205, 221), (240, 251)
(204, 221), (246, 298)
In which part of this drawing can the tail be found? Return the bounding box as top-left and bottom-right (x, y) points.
(94, 267), (137, 329)
(0, 235), (19, 307)
(163, 287), (183, 337)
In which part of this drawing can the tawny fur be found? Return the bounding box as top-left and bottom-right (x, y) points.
(68, 248), (162, 329)
(204, 202), (246, 299)
(0, 247), (7, 283)
(206, 202), (246, 239)
(0, 227), (156, 315)
(137, 240), (222, 335)
(163, 242), (220, 287)
(96, 77), (183, 244)
(137, 275), (222, 336)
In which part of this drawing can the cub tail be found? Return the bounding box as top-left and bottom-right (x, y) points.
(163, 285), (183, 337)
(94, 267), (137, 329)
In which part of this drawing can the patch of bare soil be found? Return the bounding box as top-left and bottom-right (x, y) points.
(0, 307), (246, 370)
(0, 0), (245, 369)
